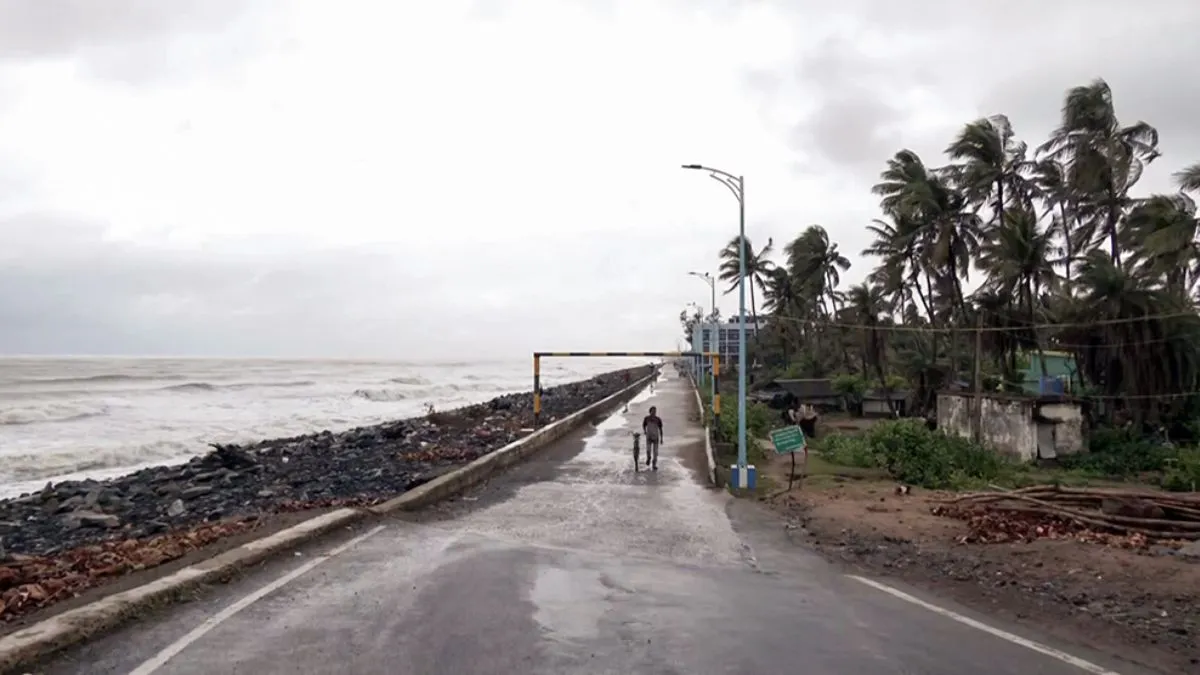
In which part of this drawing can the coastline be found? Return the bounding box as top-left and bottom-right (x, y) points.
(0, 356), (635, 497)
(0, 365), (651, 623)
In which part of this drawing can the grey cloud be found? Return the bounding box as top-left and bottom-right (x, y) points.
(0, 215), (700, 358)
(0, 0), (253, 58)
(759, 33), (949, 177)
(0, 0), (271, 84)
(744, 0), (1200, 191)
(793, 86), (899, 170)
(0, 214), (426, 357)
(978, 15), (1200, 183)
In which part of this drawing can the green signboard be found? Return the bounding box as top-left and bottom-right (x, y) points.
(770, 426), (807, 454)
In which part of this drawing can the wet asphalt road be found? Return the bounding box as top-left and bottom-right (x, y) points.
(39, 371), (1155, 675)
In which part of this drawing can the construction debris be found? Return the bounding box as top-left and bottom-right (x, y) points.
(0, 517), (261, 621)
(931, 485), (1200, 546)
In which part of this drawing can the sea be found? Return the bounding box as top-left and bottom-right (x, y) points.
(0, 356), (650, 499)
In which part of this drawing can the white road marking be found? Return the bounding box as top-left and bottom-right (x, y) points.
(847, 575), (1121, 674)
(127, 524), (387, 675)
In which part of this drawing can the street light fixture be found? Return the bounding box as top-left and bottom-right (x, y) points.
(681, 163), (753, 490)
(688, 271), (718, 416)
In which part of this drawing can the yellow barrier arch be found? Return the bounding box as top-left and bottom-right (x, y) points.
(533, 351), (719, 427)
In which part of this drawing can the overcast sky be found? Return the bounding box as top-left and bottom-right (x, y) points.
(0, 0), (1197, 359)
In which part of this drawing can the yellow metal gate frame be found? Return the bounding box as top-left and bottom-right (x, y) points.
(533, 351), (719, 427)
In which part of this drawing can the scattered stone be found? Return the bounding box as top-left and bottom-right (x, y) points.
(166, 499), (185, 517)
(181, 486), (213, 500)
(62, 511), (119, 530)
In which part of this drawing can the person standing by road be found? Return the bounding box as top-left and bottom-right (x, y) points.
(642, 406), (664, 471)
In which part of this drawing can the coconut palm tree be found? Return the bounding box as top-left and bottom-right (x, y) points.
(944, 114), (1033, 231)
(1031, 158), (1081, 286)
(1123, 193), (1200, 297)
(1175, 162), (1200, 193)
(717, 235), (775, 333)
(1038, 78), (1160, 264)
(845, 281), (891, 386)
(730, 77), (1200, 432)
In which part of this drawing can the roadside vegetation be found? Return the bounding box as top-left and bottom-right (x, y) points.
(681, 78), (1200, 492)
(809, 419), (1200, 492)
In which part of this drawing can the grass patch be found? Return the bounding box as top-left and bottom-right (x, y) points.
(712, 437), (776, 496)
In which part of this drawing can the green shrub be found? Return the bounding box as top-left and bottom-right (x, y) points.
(1058, 426), (1174, 477)
(811, 433), (877, 469)
(1163, 449), (1200, 492)
(812, 419), (1007, 489)
(706, 401), (772, 443)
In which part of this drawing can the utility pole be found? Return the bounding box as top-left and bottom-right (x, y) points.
(971, 313), (983, 443)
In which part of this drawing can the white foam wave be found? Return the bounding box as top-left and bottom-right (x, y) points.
(0, 401), (114, 426)
(386, 375), (430, 385)
(353, 388), (410, 402)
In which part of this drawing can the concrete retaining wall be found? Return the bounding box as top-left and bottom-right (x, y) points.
(687, 372), (717, 486)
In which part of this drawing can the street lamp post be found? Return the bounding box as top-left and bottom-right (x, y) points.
(682, 164), (753, 490)
(688, 271), (718, 417)
(684, 301), (706, 379)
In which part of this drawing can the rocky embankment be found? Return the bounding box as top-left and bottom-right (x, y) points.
(0, 365), (652, 607)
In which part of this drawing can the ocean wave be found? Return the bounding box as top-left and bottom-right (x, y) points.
(353, 388), (410, 402)
(161, 380), (317, 393)
(0, 439), (192, 485)
(0, 402), (112, 426)
(17, 373), (187, 385)
(386, 376), (431, 385)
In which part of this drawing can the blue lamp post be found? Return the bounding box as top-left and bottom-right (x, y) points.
(681, 164), (754, 490)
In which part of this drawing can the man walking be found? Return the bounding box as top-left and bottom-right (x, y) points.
(642, 406), (664, 471)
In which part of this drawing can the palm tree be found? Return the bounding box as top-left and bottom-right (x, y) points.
(785, 226), (850, 318)
(1038, 78), (1160, 264)
(1176, 162), (1200, 193)
(845, 282), (891, 387)
(944, 114), (1033, 230)
(863, 215), (928, 320)
(732, 78), (1200, 432)
(1031, 158), (1081, 286)
(717, 235), (775, 333)
(976, 208), (1060, 377)
(1123, 193), (1200, 297)
(873, 150), (981, 381)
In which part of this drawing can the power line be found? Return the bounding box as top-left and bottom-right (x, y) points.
(763, 311), (1198, 334)
(1060, 390), (1200, 401)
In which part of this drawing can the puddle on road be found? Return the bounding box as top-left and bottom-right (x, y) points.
(530, 566), (609, 643)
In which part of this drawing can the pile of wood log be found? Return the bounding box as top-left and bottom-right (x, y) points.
(931, 484), (1200, 544)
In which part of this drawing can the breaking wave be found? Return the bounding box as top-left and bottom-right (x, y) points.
(160, 380), (317, 393)
(353, 388), (410, 402)
(386, 376), (431, 385)
(0, 402), (113, 426)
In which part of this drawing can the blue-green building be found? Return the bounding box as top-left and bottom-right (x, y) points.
(1020, 350), (1078, 395)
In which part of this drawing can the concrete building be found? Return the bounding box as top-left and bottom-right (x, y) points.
(687, 316), (767, 368)
(937, 392), (1084, 461)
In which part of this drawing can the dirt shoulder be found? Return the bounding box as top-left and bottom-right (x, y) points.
(760, 458), (1200, 674)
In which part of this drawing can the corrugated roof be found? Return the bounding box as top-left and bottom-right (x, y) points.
(772, 378), (836, 398)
